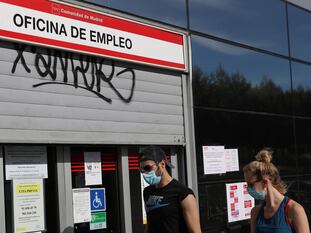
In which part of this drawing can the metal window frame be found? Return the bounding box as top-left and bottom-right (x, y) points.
(0, 146), (6, 233)
(181, 33), (199, 198)
(118, 147), (133, 233)
(57, 146), (74, 233)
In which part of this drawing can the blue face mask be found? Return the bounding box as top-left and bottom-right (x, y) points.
(247, 186), (266, 201)
(142, 170), (162, 185)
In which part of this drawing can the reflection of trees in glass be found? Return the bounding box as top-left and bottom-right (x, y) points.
(192, 65), (297, 177)
(292, 85), (311, 116)
(192, 65), (292, 113)
(193, 66), (311, 230)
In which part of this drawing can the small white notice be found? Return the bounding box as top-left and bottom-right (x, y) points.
(140, 173), (149, 225)
(84, 152), (102, 186)
(5, 146), (48, 180)
(202, 146), (226, 174)
(73, 188), (91, 223)
(225, 149), (239, 172)
(226, 182), (255, 223)
(13, 179), (45, 233)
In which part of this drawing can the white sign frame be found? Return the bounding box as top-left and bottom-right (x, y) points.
(0, 0), (186, 71)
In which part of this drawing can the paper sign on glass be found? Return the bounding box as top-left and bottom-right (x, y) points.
(13, 179), (45, 233)
(226, 182), (255, 223)
(202, 146), (226, 175)
(225, 149), (239, 172)
(84, 152), (102, 186)
(5, 146), (48, 180)
(73, 188), (91, 223)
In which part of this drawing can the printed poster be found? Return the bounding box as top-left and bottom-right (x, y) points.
(13, 179), (45, 233)
(84, 152), (102, 186)
(202, 146), (226, 174)
(73, 188), (91, 223)
(5, 146), (48, 180)
(226, 182), (255, 223)
(225, 149), (239, 172)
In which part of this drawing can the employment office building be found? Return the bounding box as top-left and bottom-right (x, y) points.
(0, 0), (310, 233)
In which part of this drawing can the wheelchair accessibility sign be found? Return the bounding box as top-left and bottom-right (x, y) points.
(90, 188), (106, 212)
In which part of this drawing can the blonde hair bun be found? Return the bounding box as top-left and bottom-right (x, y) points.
(255, 149), (272, 163)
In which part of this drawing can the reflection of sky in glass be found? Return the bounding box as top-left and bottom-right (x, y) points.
(191, 35), (291, 90)
(84, 0), (187, 28)
(189, 0), (288, 55)
(292, 62), (311, 90)
(288, 5), (311, 62)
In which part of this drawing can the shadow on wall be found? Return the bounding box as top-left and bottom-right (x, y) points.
(63, 226), (74, 233)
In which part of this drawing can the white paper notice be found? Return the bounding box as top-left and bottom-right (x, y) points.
(202, 146), (226, 174)
(225, 149), (239, 172)
(13, 179), (45, 233)
(140, 173), (149, 225)
(5, 146), (48, 180)
(226, 182), (255, 223)
(73, 188), (91, 223)
(84, 152), (102, 186)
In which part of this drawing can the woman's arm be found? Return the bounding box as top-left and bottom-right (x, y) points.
(181, 194), (202, 233)
(288, 201), (310, 233)
(250, 205), (261, 233)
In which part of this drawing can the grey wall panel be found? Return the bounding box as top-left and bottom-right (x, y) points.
(287, 0), (311, 11)
(0, 41), (185, 144)
(0, 88), (183, 115)
(0, 115), (184, 134)
(0, 129), (184, 144)
(0, 102), (183, 125)
(0, 74), (183, 105)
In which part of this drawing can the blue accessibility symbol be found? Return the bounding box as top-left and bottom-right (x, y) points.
(90, 188), (106, 212)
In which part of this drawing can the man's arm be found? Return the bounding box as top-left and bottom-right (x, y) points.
(144, 224), (148, 233)
(181, 194), (202, 233)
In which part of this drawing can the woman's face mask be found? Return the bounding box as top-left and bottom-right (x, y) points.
(245, 172), (266, 201)
(247, 185), (266, 200)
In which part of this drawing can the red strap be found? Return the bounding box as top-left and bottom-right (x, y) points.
(285, 198), (291, 225)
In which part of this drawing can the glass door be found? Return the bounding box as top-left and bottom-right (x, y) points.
(71, 147), (121, 233)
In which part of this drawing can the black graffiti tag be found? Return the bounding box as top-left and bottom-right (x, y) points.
(11, 44), (136, 103)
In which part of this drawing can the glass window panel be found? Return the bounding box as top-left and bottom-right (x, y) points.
(295, 118), (311, 175)
(4, 147), (59, 233)
(292, 62), (311, 117)
(83, 0), (187, 28)
(194, 109), (297, 181)
(71, 147), (120, 233)
(189, 0), (288, 55)
(298, 175), (311, 225)
(198, 183), (250, 233)
(288, 4), (311, 62)
(286, 175), (311, 226)
(191, 35), (292, 114)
